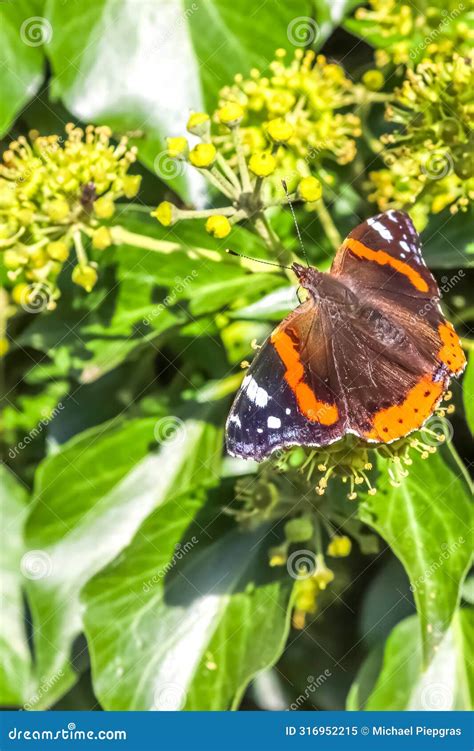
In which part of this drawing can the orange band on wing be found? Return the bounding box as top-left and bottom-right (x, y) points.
(271, 328), (339, 425)
(344, 238), (429, 293)
(437, 322), (466, 374)
(364, 375), (443, 442)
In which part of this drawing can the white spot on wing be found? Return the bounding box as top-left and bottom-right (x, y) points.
(245, 376), (269, 407)
(229, 414), (241, 428)
(267, 416), (281, 429)
(368, 217), (393, 241)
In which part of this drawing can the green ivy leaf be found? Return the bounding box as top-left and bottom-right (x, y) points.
(24, 412), (223, 706)
(349, 611), (473, 710)
(83, 522), (293, 710)
(0, 466), (31, 706)
(0, 0), (46, 135)
(422, 209), (474, 269)
(359, 451), (472, 664)
(464, 352), (474, 434)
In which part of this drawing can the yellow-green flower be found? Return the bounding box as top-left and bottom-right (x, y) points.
(327, 535), (352, 558)
(72, 264), (98, 292)
(93, 196), (115, 219)
(298, 176), (322, 202)
(189, 143), (217, 168)
(217, 102), (245, 127)
(46, 240), (70, 262)
(122, 174), (142, 198)
(44, 198), (70, 222)
(249, 151), (276, 177)
(362, 69), (385, 91)
(151, 201), (176, 227)
(166, 136), (188, 158)
(313, 555), (334, 590)
(205, 215), (231, 238)
(266, 118), (293, 143)
(187, 112), (210, 135)
(91, 227), (112, 250)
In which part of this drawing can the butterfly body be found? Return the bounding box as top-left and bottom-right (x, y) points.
(226, 211), (466, 461)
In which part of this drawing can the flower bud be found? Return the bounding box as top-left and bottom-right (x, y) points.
(187, 112), (210, 136)
(166, 137), (188, 159)
(93, 196), (115, 219)
(284, 516), (313, 543)
(327, 535), (352, 558)
(45, 198), (70, 222)
(248, 151), (276, 177)
(205, 215), (231, 238)
(266, 118), (294, 143)
(72, 264), (98, 292)
(151, 201), (177, 227)
(217, 103), (245, 127)
(189, 143), (217, 168)
(91, 226), (113, 250)
(122, 174), (142, 198)
(298, 176), (322, 202)
(46, 240), (70, 262)
(362, 69), (385, 91)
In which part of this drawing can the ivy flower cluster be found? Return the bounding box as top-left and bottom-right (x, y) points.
(369, 54), (473, 229)
(354, 0), (473, 67)
(218, 48), (364, 170)
(151, 50), (375, 249)
(0, 124), (141, 313)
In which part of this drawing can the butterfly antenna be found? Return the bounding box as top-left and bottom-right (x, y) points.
(225, 249), (292, 271)
(282, 179), (309, 267)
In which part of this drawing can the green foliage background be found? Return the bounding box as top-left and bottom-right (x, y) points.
(1, 0), (473, 712)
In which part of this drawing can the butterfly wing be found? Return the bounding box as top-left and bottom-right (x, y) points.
(328, 210), (465, 441)
(226, 300), (346, 460)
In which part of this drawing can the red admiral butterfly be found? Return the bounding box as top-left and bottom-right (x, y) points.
(226, 210), (466, 461)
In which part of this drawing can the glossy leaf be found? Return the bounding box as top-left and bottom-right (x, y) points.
(349, 611), (473, 710)
(0, 0), (45, 135)
(0, 466), (31, 706)
(83, 522), (293, 710)
(359, 451), (472, 664)
(464, 352), (474, 434)
(24, 412), (223, 706)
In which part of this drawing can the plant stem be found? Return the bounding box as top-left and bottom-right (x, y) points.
(315, 199), (341, 252)
(232, 128), (252, 193)
(252, 213), (293, 278)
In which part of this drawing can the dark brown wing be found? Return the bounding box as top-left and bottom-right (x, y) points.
(226, 300), (347, 460)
